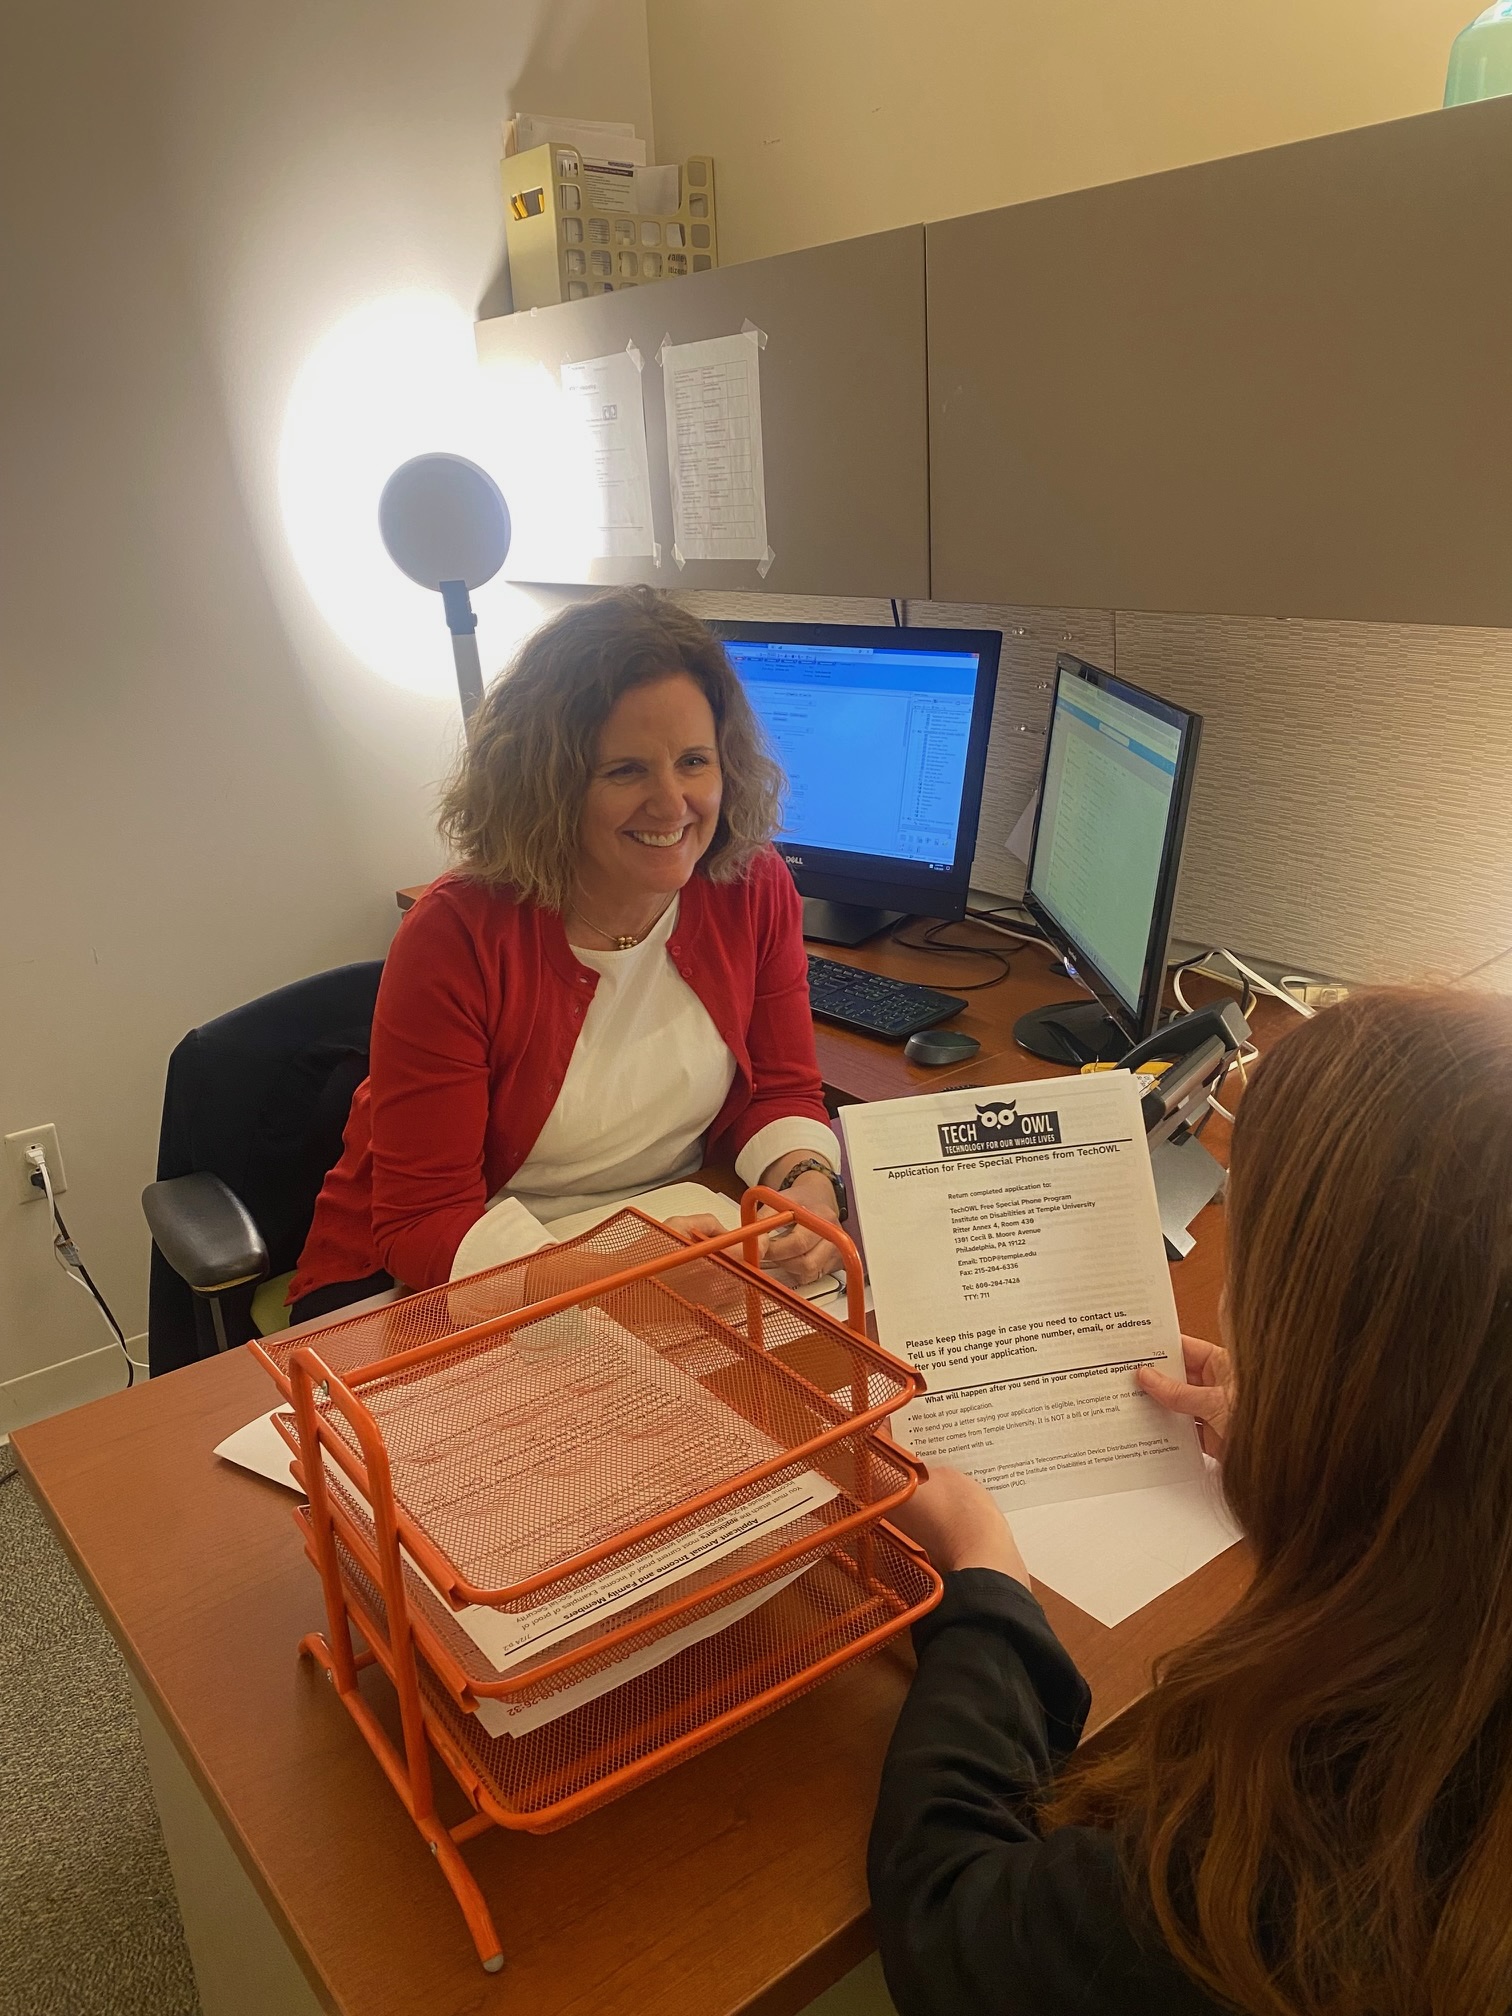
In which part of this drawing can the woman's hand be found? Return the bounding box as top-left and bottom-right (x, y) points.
(753, 1156), (844, 1288)
(660, 1212), (728, 1246)
(887, 1464), (1031, 1586)
(1136, 1334), (1234, 1461)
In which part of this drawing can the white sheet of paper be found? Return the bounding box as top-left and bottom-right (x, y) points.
(214, 1407), (297, 1488)
(543, 1180), (742, 1243)
(214, 1406), (838, 1669)
(840, 1072), (1202, 1510)
(464, 1181), (848, 1304)
(424, 1465), (838, 1673)
(472, 1565), (809, 1739)
(1009, 1459), (1240, 1626)
(1005, 788), (1040, 864)
(661, 332), (769, 563)
(560, 351), (657, 559)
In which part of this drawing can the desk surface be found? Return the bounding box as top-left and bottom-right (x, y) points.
(15, 929), (1268, 2016)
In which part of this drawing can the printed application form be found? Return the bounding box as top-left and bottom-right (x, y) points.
(841, 1071), (1202, 1510)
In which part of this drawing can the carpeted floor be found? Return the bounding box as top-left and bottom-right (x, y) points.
(0, 1441), (202, 2016)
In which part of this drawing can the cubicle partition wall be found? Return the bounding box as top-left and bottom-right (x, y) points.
(678, 593), (1512, 989)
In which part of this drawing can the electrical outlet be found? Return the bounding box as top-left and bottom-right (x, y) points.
(5, 1124), (67, 1204)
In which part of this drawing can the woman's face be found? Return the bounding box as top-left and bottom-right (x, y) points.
(576, 673), (724, 906)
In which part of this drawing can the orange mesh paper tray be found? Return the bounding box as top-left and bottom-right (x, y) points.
(273, 1200), (940, 1973)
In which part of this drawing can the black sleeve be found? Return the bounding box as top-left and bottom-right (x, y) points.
(867, 1569), (1216, 2016)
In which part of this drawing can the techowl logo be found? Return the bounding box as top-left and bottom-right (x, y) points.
(936, 1101), (1063, 1158)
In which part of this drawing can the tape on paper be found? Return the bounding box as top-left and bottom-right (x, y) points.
(672, 544), (687, 570)
(656, 332), (673, 369)
(626, 340), (644, 373)
(741, 319), (769, 350)
(757, 546), (777, 579)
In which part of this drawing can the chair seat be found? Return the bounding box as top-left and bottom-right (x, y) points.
(252, 1271), (296, 1337)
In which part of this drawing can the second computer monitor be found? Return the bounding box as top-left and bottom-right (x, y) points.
(716, 621), (1002, 943)
(1018, 653), (1202, 1063)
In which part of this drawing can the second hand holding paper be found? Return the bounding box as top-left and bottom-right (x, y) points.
(841, 1070), (1202, 1511)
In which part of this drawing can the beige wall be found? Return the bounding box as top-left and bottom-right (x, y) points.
(648, 0), (1478, 263)
(0, 0), (651, 1422)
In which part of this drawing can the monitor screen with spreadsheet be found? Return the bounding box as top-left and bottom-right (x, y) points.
(1024, 654), (1202, 1042)
(715, 622), (1001, 934)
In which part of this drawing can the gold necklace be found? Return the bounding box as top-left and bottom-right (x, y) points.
(569, 895), (674, 951)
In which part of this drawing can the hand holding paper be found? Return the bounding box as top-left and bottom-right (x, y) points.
(1136, 1335), (1234, 1460)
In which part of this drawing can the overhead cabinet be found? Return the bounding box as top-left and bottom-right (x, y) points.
(926, 95), (1512, 626)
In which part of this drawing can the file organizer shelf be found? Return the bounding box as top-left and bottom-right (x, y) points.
(258, 1192), (941, 1971)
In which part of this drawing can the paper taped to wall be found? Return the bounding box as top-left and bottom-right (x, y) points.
(561, 351), (657, 560)
(840, 1070), (1202, 1510)
(660, 331), (769, 564)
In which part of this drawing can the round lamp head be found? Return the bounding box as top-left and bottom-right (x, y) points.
(378, 452), (511, 591)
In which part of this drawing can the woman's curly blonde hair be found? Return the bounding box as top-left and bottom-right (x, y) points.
(437, 587), (784, 912)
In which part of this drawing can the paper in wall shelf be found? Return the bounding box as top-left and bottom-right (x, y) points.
(660, 331), (769, 565)
(560, 351), (658, 561)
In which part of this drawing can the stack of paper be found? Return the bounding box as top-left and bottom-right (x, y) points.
(503, 113), (647, 164)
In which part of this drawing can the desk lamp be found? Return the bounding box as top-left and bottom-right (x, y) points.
(378, 453), (511, 720)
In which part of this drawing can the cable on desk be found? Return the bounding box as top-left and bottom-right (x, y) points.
(890, 598), (905, 628)
(965, 902), (1050, 950)
(887, 919), (1014, 989)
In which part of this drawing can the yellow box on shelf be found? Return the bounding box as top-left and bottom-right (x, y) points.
(501, 142), (718, 311)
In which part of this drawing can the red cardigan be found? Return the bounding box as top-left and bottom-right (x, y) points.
(290, 848), (829, 1298)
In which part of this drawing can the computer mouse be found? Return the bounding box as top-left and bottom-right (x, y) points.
(905, 1028), (982, 1068)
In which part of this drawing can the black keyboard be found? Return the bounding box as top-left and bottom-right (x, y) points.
(806, 954), (967, 1041)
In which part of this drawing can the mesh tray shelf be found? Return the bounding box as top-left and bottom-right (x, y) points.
(291, 1419), (921, 1708)
(333, 1518), (938, 1830)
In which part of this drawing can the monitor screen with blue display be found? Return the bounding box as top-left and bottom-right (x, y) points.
(714, 620), (1002, 938)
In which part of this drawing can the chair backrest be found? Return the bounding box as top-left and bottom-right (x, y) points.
(148, 961), (384, 1371)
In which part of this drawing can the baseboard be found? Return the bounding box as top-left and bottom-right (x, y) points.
(0, 1334), (146, 1437)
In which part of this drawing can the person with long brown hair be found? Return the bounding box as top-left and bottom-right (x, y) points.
(871, 986), (1512, 2016)
(289, 587), (846, 1320)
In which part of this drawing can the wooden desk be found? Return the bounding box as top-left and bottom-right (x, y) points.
(15, 943), (1264, 2016)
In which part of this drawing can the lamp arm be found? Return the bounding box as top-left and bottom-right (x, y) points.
(439, 579), (484, 720)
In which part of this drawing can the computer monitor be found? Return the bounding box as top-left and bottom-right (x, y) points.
(1015, 653), (1202, 1065)
(715, 620), (1002, 944)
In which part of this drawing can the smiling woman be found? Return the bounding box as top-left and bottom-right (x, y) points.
(288, 589), (846, 1319)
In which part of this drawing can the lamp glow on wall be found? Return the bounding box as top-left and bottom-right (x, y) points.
(278, 290), (600, 702)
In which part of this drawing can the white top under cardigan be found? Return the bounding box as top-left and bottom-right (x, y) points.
(496, 897), (840, 1226)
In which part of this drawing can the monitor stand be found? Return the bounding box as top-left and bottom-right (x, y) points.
(802, 899), (907, 947)
(1014, 999), (1130, 1066)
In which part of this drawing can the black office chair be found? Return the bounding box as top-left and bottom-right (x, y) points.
(142, 962), (383, 1377)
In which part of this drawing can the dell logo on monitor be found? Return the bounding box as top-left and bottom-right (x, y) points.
(781, 851), (806, 867)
